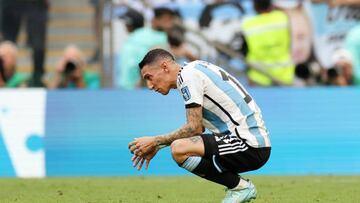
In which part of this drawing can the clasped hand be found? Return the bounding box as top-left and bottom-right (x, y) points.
(128, 136), (159, 170)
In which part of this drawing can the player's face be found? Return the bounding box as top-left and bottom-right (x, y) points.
(141, 63), (172, 95)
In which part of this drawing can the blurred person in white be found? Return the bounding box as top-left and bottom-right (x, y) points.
(115, 6), (177, 89)
(0, 41), (30, 87)
(327, 49), (353, 86)
(198, 0), (245, 44)
(294, 51), (325, 86)
(43, 45), (100, 89)
(199, 0), (245, 29)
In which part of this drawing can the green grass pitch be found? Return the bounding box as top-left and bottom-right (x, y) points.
(0, 176), (359, 203)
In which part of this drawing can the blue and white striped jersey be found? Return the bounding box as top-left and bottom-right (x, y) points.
(177, 60), (271, 148)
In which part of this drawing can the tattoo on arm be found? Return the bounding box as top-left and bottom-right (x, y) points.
(189, 136), (202, 144)
(156, 106), (203, 146)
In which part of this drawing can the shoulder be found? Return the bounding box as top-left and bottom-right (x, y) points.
(139, 28), (167, 40)
(181, 60), (222, 79)
(177, 61), (206, 87)
(178, 61), (208, 78)
(127, 28), (166, 43)
(241, 15), (256, 28)
(272, 9), (287, 16)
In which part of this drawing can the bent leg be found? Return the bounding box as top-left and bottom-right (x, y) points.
(170, 136), (204, 164)
(171, 136), (240, 189)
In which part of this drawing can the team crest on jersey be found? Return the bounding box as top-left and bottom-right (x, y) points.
(181, 86), (191, 101)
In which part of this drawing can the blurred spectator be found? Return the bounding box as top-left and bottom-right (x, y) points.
(1, 0), (49, 87)
(232, 0), (294, 86)
(199, 0), (245, 45)
(116, 5), (145, 33)
(88, 0), (101, 64)
(0, 41), (30, 87)
(167, 24), (197, 63)
(345, 24), (360, 85)
(294, 51), (324, 86)
(327, 49), (353, 86)
(115, 6), (177, 89)
(274, 1), (312, 65)
(199, 0), (245, 29)
(43, 45), (100, 89)
(326, 67), (347, 86)
(306, 1), (360, 69)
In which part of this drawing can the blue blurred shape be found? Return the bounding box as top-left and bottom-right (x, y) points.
(0, 130), (15, 176)
(45, 90), (186, 176)
(26, 134), (44, 152)
(45, 88), (360, 176)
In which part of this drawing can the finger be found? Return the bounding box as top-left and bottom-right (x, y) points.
(128, 138), (139, 149)
(133, 156), (142, 168)
(145, 159), (151, 170)
(134, 149), (141, 157)
(129, 145), (138, 154)
(135, 143), (142, 151)
(135, 148), (145, 157)
(131, 154), (137, 162)
(128, 141), (136, 149)
(137, 158), (145, 170)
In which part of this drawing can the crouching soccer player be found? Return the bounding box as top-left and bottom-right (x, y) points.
(128, 49), (271, 203)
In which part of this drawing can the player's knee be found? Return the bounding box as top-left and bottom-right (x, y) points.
(170, 140), (187, 164)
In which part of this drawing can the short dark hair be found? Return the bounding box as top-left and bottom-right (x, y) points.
(154, 7), (176, 18)
(254, 0), (272, 11)
(118, 6), (144, 31)
(138, 49), (175, 70)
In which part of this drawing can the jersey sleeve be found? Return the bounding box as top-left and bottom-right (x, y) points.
(178, 68), (204, 108)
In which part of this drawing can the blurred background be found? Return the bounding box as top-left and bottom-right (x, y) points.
(0, 0), (359, 178)
(0, 0), (359, 89)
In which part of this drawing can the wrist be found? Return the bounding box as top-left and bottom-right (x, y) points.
(155, 136), (167, 149)
(155, 136), (162, 147)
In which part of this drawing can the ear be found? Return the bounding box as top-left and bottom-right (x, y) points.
(161, 61), (169, 72)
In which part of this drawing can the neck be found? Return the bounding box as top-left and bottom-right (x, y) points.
(169, 63), (181, 89)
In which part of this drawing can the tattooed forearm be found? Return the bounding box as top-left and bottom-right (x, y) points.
(156, 124), (198, 146)
(155, 106), (203, 146)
